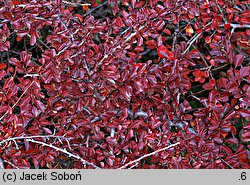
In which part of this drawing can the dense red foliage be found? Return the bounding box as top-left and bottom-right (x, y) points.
(0, 0), (249, 169)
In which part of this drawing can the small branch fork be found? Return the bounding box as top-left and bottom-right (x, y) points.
(119, 142), (180, 169)
(0, 135), (100, 169)
(182, 21), (212, 54)
(27, 139), (101, 169)
(0, 135), (73, 146)
(0, 134), (180, 169)
(183, 22), (250, 55)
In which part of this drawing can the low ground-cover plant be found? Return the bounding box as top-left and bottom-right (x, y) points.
(0, 0), (249, 169)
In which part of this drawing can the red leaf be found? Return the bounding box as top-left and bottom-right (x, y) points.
(202, 79), (216, 90)
(240, 17), (250, 24)
(17, 30), (29, 38)
(32, 106), (39, 117)
(157, 45), (174, 60)
(205, 36), (212, 44)
(240, 98), (250, 107)
(234, 54), (245, 67)
(224, 23), (231, 29)
(9, 58), (21, 66)
(155, 20), (165, 31)
(189, 49), (200, 58)
(106, 137), (118, 145)
(134, 46), (144, 52)
(30, 33), (36, 46)
(193, 70), (206, 83)
(240, 67), (249, 78)
(0, 41), (10, 51)
(20, 51), (32, 66)
(0, 63), (7, 70)
(214, 137), (223, 144)
(146, 40), (157, 49)
(135, 1), (145, 8)
(0, 70), (6, 80)
(215, 56), (227, 63)
(33, 158), (39, 169)
(12, 1), (21, 5)
(43, 127), (52, 135)
(24, 139), (30, 151)
(226, 138), (238, 145)
(3, 77), (14, 89)
(241, 130), (250, 143)
(221, 145), (233, 155)
(137, 35), (143, 46)
(120, 85), (133, 101)
(163, 29), (171, 36)
(239, 110), (250, 118)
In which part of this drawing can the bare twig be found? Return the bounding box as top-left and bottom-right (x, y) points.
(83, 1), (108, 17)
(220, 157), (234, 169)
(119, 142), (180, 169)
(26, 139), (101, 169)
(57, 15), (74, 42)
(3, 160), (20, 169)
(188, 89), (206, 97)
(62, 0), (91, 7)
(182, 21), (212, 54)
(183, 32), (202, 54)
(23, 73), (40, 77)
(0, 135), (73, 146)
(55, 43), (71, 56)
(36, 37), (51, 50)
(212, 63), (229, 72)
(190, 94), (201, 101)
(128, 163), (139, 169)
(228, 23), (250, 29)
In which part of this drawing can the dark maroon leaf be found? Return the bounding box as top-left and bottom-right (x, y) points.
(234, 54), (245, 67)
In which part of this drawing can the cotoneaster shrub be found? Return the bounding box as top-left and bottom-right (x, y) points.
(0, 0), (249, 169)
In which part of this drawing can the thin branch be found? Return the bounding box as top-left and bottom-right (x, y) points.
(0, 135), (73, 146)
(83, 1), (108, 17)
(182, 21), (212, 54)
(211, 63), (229, 72)
(23, 73), (40, 77)
(190, 94), (201, 101)
(189, 89), (206, 97)
(228, 23), (250, 29)
(3, 160), (20, 169)
(183, 32), (202, 54)
(55, 42), (71, 56)
(36, 37), (51, 50)
(26, 139), (101, 169)
(128, 163), (139, 169)
(220, 157), (234, 169)
(119, 142), (180, 169)
(62, 0), (91, 7)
